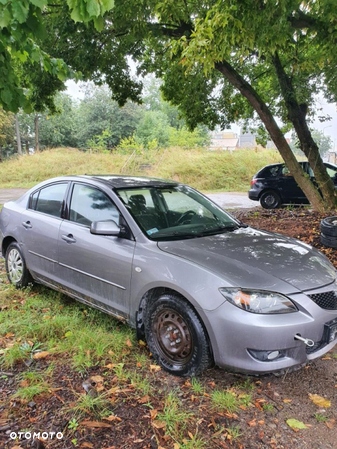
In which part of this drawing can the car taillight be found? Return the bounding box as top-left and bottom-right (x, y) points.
(250, 179), (258, 186)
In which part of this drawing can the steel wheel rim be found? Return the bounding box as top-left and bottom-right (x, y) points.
(152, 308), (193, 366)
(264, 194), (277, 207)
(7, 248), (23, 283)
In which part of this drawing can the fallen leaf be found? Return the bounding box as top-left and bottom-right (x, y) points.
(150, 364), (161, 372)
(20, 380), (29, 388)
(286, 419), (308, 431)
(91, 375), (104, 384)
(80, 443), (94, 448)
(150, 409), (158, 420)
(138, 340), (146, 347)
(188, 431), (194, 439)
(80, 421), (112, 428)
(308, 393), (331, 408)
(283, 399), (292, 403)
(5, 333), (15, 338)
(138, 395), (150, 404)
(126, 338), (132, 347)
(103, 415), (122, 422)
(248, 419), (257, 427)
(258, 420), (265, 425)
(326, 419), (335, 429)
(32, 351), (50, 359)
(173, 444), (180, 449)
(152, 420), (166, 429)
(133, 439), (144, 443)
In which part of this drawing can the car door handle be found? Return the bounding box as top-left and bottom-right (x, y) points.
(61, 234), (77, 244)
(22, 221), (32, 229)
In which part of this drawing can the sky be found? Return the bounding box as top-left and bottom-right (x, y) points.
(66, 80), (337, 149)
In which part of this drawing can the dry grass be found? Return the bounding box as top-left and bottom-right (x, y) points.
(0, 146), (282, 191)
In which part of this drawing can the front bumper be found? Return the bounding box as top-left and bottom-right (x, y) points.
(205, 284), (337, 374)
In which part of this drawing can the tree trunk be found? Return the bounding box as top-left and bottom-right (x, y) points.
(0, 145), (2, 162)
(34, 114), (40, 153)
(15, 114), (22, 155)
(25, 140), (29, 155)
(215, 61), (326, 212)
(272, 53), (336, 210)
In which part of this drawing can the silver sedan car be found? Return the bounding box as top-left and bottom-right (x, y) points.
(1, 175), (337, 376)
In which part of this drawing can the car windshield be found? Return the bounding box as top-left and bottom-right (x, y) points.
(116, 185), (240, 240)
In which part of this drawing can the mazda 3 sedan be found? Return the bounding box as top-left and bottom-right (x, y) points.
(1, 175), (337, 376)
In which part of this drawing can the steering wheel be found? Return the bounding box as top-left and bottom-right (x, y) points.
(176, 210), (197, 225)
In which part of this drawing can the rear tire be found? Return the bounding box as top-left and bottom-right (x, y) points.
(5, 242), (32, 288)
(144, 294), (212, 377)
(260, 190), (281, 209)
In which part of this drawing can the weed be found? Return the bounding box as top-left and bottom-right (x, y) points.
(68, 418), (79, 431)
(226, 425), (242, 440)
(158, 391), (193, 439)
(262, 403), (274, 412)
(211, 390), (239, 413)
(71, 392), (111, 419)
(315, 413), (328, 423)
(190, 377), (205, 395)
(15, 384), (49, 402)
(235, 378), (255, 391)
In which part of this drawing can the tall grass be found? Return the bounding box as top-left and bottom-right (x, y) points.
(0, 146), (282, 191)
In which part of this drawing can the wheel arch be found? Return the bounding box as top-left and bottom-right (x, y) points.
(135, 286), (214, 360)
(1, 236), (17, 256)
(258, 188), (283, 201)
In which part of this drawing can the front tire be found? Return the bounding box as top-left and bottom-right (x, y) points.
(144, 294), (212, 376)
(260, 190), (281, 209)
(5, 242), (32, 288)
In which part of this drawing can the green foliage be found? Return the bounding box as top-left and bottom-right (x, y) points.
(290, 129), (333, 157)
(135, 110), (170, 148)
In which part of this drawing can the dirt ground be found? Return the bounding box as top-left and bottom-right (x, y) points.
(1, 207), (337, 449)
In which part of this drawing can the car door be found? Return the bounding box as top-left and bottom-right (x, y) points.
(324, 163), (337, 187)
(57, 182), (135, 318)
(20, 182), (69, 284)
(277, 163), (307, 202)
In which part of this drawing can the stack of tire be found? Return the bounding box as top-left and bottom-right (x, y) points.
(320, 217), (337, 248)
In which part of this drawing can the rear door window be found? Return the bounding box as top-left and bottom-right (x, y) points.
(32, 183), (68, 218)
(260, 166), (280, 178)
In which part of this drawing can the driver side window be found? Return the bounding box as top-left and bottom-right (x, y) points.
(69, 184), (120, 226)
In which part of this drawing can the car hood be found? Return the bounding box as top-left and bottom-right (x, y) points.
(157, 227), (336, 293)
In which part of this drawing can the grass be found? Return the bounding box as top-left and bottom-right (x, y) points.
(0, 146), (282, 191)
(71, 392), (112, 419)
(157, 391), (194, 439)
(211, 389), (240, 413)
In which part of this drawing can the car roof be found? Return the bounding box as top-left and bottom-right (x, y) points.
(80, 174), (179, 189)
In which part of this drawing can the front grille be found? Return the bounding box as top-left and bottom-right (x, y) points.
(308, 291), (337, 310)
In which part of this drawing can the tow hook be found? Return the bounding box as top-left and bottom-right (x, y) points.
(294, 334), (315, 347)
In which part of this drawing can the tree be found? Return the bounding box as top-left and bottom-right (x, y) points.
(75, 85), (141, 149)
(1, 1), (337, 210)
(291, 129), (333, 158)
(0, 108), (15, 161)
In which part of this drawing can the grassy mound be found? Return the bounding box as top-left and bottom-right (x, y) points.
(0, 147), (282, 191)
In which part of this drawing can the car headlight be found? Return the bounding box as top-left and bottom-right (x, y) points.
(219, 288), (297, 314)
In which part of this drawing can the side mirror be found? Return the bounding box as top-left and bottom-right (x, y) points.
(90, 220), (120, 236)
